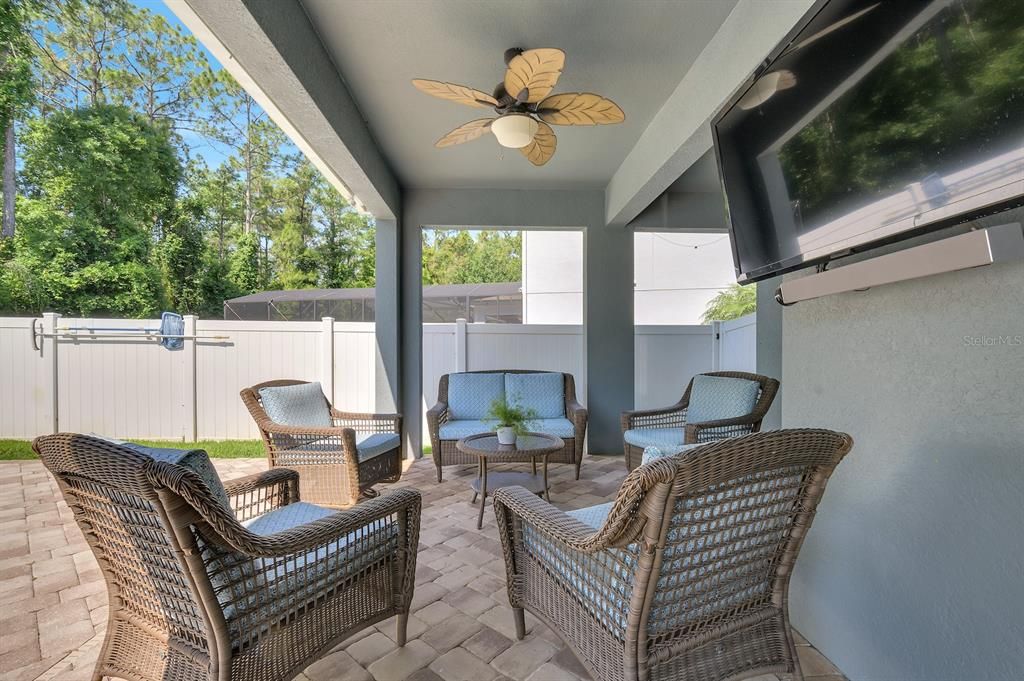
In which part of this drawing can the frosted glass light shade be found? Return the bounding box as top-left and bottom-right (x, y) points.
(491, 114), (539, 148)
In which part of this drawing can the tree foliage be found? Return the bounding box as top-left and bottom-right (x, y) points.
(701, 283), (756, 323)
(422, 230), (521, 285)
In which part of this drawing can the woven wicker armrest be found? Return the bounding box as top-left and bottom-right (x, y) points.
(621, 401), (688, 431)
(493, 486), (610, 553)
(223, 468), (299, 522)
(566, 397), (588, 423)
(425, 401), (449, 429)
(330, 408), (402, 433)
(684, 413), (761, 443)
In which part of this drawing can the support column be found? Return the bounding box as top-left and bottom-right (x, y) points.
(756, 277), (783, 429)
(455, 318), (467, 372)
(375, 217), (403, 419)
(584, 224), (634, 454)
(400, 219), (423, 457)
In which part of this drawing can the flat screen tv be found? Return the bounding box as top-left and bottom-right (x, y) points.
(712, 0), (1024, 284)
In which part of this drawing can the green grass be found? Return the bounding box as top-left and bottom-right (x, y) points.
(0, 439), (264, 461)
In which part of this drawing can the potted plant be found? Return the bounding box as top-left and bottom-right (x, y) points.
(487, 398), (536, 445)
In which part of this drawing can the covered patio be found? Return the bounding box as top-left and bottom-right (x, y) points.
(1, 455), (847, 681)
(3, 1), (1022, 680)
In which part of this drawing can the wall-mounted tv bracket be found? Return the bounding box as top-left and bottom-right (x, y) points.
(775, 223), (1024, 305)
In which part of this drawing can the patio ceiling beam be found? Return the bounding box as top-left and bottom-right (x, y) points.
(167, 0), (401, 220)
(604, 0), (815, 227)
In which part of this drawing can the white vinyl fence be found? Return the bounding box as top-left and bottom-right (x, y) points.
(0, 313), (756, 441)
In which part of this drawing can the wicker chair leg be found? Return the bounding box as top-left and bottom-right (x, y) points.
(512, 607), (526, 640)
(396, 613), (409, 647)
(574, 459), (582, 480)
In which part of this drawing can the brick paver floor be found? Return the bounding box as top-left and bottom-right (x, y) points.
(0, 454), (849, 681)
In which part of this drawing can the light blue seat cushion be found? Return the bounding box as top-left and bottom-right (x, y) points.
(567, 501), (612, 528)
(120, 442), (231, 511)
(258, 382), (331, 427)
(438, 420), (492, 440)
(686, 375), (760, 424)
(522, 501), (633, 635)
(640, 443), (706, 465)
(353, 433), (400, 461)
(524, 418), (575, 438)
(439, 418), (574, 440)
(505, 373), (564, 418)
(448, 373), (505, 420)
(208, 500), (398, 647)
(623, 427), (685, 449)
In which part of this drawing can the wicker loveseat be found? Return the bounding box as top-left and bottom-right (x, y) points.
(494, 429), (853, 681)
(242, 379), (403, 507)
(33, 433), (421, 681)
(620, 371), (779, 470)
(426, 370), (588, 482)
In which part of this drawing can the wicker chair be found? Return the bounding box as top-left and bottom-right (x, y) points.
(242, 379), (403, 507)
(33, 433), (420, 681)
(494, 429), (852, 681)
(620, 371), (779, 471)
(426, 369), (588, 483)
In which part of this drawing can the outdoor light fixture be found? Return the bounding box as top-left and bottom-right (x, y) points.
(737, 70), (797, 110)
(490, 114), (540, 149)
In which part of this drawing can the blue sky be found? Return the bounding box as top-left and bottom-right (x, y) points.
(133, 0), (300, 169)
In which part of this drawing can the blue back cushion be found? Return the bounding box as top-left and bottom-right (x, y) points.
(121, 442), (232, 511)
(447, 373), (505, 420)
(505, 373), (565, 419)
(686, 375), (760, 424)
(259, 382), (331, 427)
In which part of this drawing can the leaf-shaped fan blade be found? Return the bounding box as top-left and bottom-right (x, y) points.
(520, 121), (557, 166)
(503, 48), (565, 104)
(436, 119), (494, 148)
(536, 93), (625, 125)
(412, 79), (498, 108)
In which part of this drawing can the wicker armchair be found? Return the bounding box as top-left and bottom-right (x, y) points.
(242, 379), (403, 507)
(33, 433), (420, 681)
(620, 371), (779, 470)
(426, 370), (588, 483)
(494, 429), (852, 681)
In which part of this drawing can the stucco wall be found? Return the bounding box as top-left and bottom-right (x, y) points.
(781, 217), (1024, 680)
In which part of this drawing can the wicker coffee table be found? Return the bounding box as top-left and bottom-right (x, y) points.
(456, 432), (562, 529)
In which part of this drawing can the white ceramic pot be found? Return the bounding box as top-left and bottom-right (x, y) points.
(496, 427), (517, 445)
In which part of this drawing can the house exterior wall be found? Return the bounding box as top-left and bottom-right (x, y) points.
(521, 230), (735, 325)
(781, 213), (1024, 681)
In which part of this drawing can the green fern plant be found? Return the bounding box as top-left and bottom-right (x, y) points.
(487, 399), (537, 435)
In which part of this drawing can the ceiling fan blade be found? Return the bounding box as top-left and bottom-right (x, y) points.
(536, 93), (625, 125)
(435, 118), (494, 148)
(503, 48), (565, 104)
(412, 79), (498, 108)
(520, 121), (557, 166)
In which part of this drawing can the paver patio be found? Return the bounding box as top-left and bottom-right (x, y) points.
(0, 454), (848, 681)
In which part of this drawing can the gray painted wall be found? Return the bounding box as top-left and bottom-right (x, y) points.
(756, 275), (783, 429)
(401, 188), (633, 456)
(781, 215), (1024, 681)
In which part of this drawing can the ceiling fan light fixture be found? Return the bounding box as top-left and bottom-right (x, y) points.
(490, 114), (539, 149)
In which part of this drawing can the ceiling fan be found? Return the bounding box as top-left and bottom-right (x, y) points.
(412, 48), (625, 167)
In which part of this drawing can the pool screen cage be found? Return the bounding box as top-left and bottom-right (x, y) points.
(224, 283), (522, 323)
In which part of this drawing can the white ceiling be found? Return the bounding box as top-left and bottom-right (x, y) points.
(300, 0), (738, 190)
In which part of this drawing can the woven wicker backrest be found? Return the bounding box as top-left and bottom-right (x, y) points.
(640, 429), (852, 651)
(33, 434), (212, 655)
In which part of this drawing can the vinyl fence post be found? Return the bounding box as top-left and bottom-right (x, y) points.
(455, 318), (468, 372)
(322, 317), (335, 403)
(184, 315), (198, 441)
(42, 312), (60, 434)
(711, 320), (722, 372)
